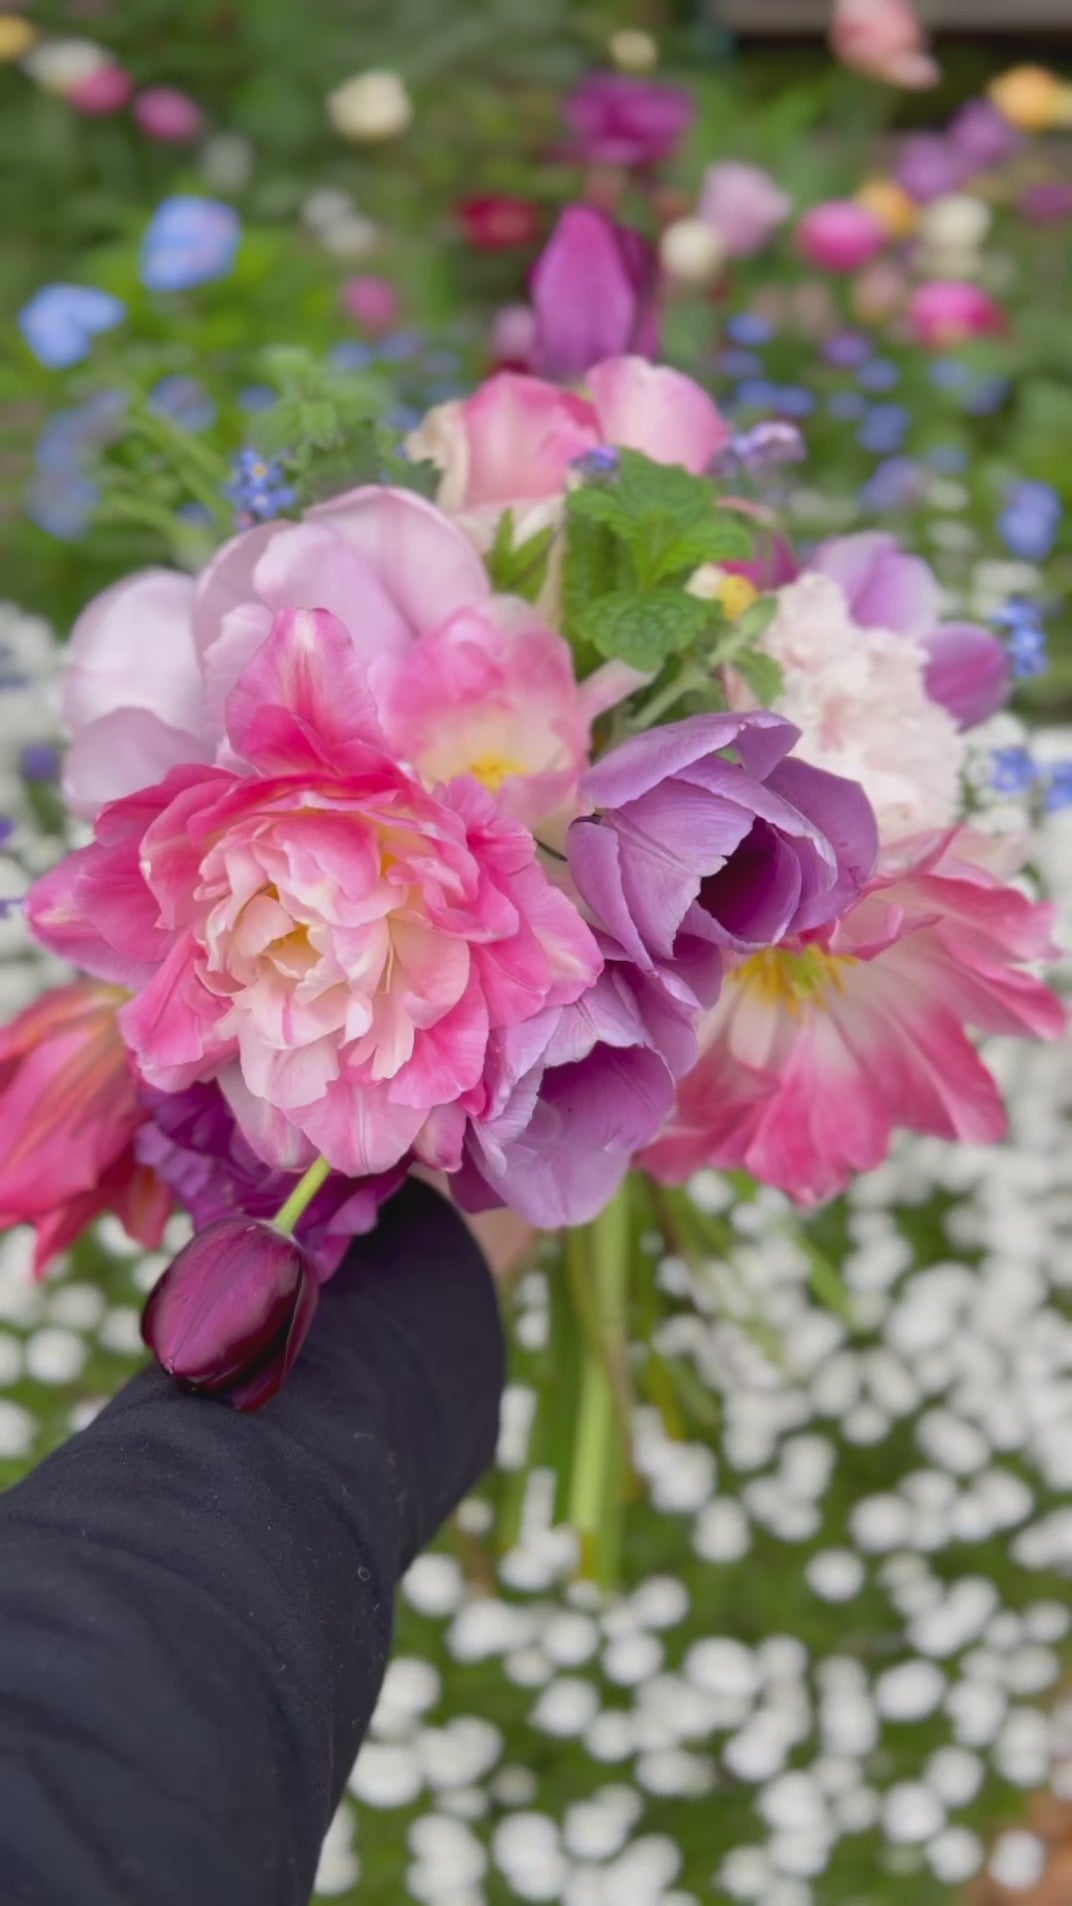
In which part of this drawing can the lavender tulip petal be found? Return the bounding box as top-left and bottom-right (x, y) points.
(581, 711), (793, 809)
(920, 622), (1010, 729)
(810, 532), (942, 637)
(764, 759), (880, 928)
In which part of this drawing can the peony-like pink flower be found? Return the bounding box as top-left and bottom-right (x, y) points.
(808, 531), (1009, 729)
(375, 597), (609, 830)
(30, 606), (601, 1184)
(699, 162), (793, 258)
(530, 207), (659, 380)
(133, 86), (205, 143)
(0, 981), (170, 1272)
(830, 0), (939, 90)
(797, 201), (887, 273)
(564, 73), (695, 169)
(408, 356), (730, 550)
(729, 573), (966, 843)
(60, 488), (491, 819)
(908, 279), (1006, 348)
(644, 829), (1066, 1205)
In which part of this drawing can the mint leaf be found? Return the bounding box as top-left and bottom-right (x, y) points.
(487, 510), (556, 603)
(578, 589), (710, 671)
(563, 514), (623, 655)
(732, 648), (785, 705)
(652, 513), (754, 582)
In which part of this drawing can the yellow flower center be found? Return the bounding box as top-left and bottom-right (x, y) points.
(688, 565), (759, 621)
(467, 752), (525, 793)
(733, 945), (855, 1015)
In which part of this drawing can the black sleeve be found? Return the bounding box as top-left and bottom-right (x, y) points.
(0, 1180), (504, 1906)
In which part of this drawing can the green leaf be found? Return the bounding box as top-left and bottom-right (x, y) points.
(578, 589), (710, 671)
(486, 509), (556, 603)
(732, 648), (785, 706)
(562, 514), (622, 656)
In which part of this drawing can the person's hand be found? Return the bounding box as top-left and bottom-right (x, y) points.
(0, 1181), (505, 1906)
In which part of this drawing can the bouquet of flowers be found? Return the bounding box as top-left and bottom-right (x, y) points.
(1, 347), (1064, 1577)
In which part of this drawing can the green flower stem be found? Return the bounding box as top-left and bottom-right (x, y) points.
(630, 660), (708, 733)
(273, 1156), (332, 1236)
(568, 1185), (632, 1584)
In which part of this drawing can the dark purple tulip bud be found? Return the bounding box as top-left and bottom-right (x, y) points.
(141, 1217), (319, 1412)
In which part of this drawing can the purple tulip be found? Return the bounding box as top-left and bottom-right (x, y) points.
(142, 1218), (319, 1411)
(568, 713), (879, 980)
(531, 206), (659, 380)
(564, 73), (695, 169)
(809, 532), (1009, 729)
(1019, 181), (1072, 226)
(895, 133), (972, 204)
(137, 1082), (400, 1277)
(948, 99), (1024, 172)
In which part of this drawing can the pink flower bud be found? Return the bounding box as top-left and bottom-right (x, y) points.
(134, 86), (205, 144)
(797, 200), (887, 273)
(68, 64), (134, 116)
(341, 274), (400, 332)
(142, 1218), (319, 1412)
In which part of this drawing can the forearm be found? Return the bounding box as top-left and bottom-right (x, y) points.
(0, 1182), (504, 1906)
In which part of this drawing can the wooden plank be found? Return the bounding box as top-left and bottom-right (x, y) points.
(716, 0), (1072, 31)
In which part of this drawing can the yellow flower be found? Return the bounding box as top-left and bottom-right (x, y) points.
(688, 566), (758, 621)
(609, 28), (658, 73)
(989, 65), (1064, 133)
(856, 178), (919, 241)
(0, 13), (36, 59)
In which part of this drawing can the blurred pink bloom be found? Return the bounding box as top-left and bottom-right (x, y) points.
(1019, 181), (1072, 225)
(908, 279), (1006, 348)
(797, 200), (887, 273)
(31, 607), (601, 1183)
(531, 206), (658, 379)
(699, 162), (793, 258)
(489, 303), (538, 369)
(809, 531), (1009, 728)
(68, 64), (134, 115)
(410, 356), (730, 548)
(0, 981), (170, 1272)
(645, 829), (1065, 1204)
(133, 86), (205, 143)
(830, 0), (939, 90)
(565, 73), (695, 169)
(341, 274), (400, 332)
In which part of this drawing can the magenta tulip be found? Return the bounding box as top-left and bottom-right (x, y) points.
(531, 206), (658, 380)
(797, 201), (887, 273)
(142, 1218), (319, 1411)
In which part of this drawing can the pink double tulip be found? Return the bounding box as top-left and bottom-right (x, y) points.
(0, 982), (170, 1272)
